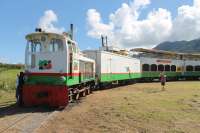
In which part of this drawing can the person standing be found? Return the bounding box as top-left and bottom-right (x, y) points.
(16, 72), (24, 106)
(160, 72), (166, 91)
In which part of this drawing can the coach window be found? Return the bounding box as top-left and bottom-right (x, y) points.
(195, 66), (200, 71)
(158, 64), (164, 71)
(142, 64), (149, 71)
(151, 64), (157, 71)
(186, 65), (194, 71)
(165, 65), (170, 71)
(171, 65), (176, 72)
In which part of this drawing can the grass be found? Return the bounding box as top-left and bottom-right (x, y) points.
(0, 68), (21, 106)
(113, 82), (200, 132)
(36, 81), (200, 133)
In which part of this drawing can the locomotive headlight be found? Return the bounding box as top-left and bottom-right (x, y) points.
(60, 76), (66, 83)
(24, 75), (28, 82)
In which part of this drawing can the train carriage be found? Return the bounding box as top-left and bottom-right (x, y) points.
(84, 47), (141, 86)
(140, 57), (183, 80)
(184, 60), (200, 79)
(133, 48), (200, 81)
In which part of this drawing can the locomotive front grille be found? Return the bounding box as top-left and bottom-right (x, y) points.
(36, 91), (49, 98)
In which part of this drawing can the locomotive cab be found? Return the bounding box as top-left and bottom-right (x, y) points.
(25, 32), (68, 73)
(22, 31), (77, 107)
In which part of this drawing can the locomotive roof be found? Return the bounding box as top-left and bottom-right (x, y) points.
(26, 32), (65, 40)
(79, 55), (95, 63)
(132, 48), (200, 58)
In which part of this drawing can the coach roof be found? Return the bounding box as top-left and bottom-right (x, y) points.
(132, 48), (200, 58)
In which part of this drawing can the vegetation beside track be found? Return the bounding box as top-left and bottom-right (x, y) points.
(0, 66), (22, 106)
(36, 81), (200, 133)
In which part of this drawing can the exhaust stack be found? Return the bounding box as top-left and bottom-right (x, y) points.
(101, 35), (105, 47)
(101, 35), (109, 51)
(70, 24), (74, 40)
(105, 36), (108, 51)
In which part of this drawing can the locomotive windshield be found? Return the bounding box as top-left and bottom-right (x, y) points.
(49, 39), (64, 52)
(27, 38), (64, 53)
(27, 40), (42, 53)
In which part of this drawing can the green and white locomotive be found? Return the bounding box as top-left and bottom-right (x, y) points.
(18, 25), (95, 107)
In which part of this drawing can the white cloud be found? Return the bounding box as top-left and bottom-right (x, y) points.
(87, 9), (114, 38)
(38, 10), (64, 33)
(170, 0), (200, 41)
(87, 0), (200, 48)
(194, 0), (200, 8)
(0, 57), (10, 64)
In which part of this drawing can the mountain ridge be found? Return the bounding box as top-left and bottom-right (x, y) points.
(154, 38), (200, 53)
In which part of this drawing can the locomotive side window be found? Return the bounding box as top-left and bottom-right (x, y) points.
(85, 62), (94, 79)
(195, 66), (200, 71)
(171, 65), (176, 72)
(158, 64), (164, 71)
(68, 41), (73, 53)
(79, 61), (94, 81)
(68, 41), (73, 78)
(72, 43), (77, 53)
(142, 64), (149, 71)
(28, 41), (32, 52)
(69, 53), (73, 78)
(186, 65), (194, 71)
(151, 64), (157, 71)
(165, 65), (170, 71)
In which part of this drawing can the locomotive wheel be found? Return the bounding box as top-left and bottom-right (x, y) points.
(83, 90), (86, 97)
(69, 90), (73, 103)
(87, 88), (90, 95)
(76, 93), (80, 100)
(86, 87), (90, 95)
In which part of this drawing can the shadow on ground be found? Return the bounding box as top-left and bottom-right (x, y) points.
(0, 103), (55, 118)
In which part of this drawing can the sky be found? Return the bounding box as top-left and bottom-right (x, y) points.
(0, 0), (197, 64)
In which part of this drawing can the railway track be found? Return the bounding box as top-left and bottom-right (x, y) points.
(0, 101), (79, 133)
(0, 113), (32, 133)
(0, 104), (54, 133)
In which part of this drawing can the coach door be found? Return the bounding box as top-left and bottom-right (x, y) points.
(182, 60), (186, 76)
(108, 57), (112, 81)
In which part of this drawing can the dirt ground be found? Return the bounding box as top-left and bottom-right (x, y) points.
(0, 105), (53, 133)
(34, 81), (200, 133)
